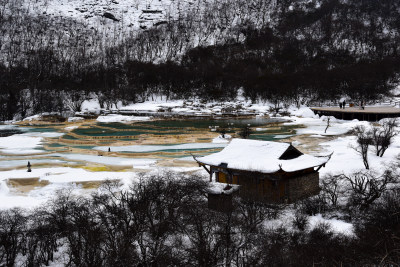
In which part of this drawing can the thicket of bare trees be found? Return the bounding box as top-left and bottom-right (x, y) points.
(352, 119), (398, 169)
(1, 167), (400, 266)
(1, 0), (400, 120)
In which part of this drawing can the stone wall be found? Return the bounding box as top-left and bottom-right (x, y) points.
(287, 172), (320, 202)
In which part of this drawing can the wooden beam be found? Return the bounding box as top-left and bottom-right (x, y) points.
(201, 165), (211, 175)
(315, 165), (323, 172)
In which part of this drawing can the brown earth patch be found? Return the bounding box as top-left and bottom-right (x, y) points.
(7, 178), (50, 194)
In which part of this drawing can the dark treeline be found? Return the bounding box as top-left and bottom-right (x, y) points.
(1, 169), (400, 266)
(1, 0), (400, 120)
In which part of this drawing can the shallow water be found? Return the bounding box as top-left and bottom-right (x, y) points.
(0, 129), (23, 137)
(0, 117), (297, 169)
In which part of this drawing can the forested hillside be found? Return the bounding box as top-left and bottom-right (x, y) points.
(1, 0), (400, 120)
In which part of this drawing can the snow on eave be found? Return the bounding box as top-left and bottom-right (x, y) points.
(279, 154), (331, 173)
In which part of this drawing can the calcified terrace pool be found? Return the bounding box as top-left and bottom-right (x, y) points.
(66, 118), (293, 139)
(0, 117), (298, 171)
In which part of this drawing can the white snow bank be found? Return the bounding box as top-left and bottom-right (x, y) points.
(96, 114), (151, 123)
(120, 100), (185, 112)
(23, 114), (41, 121)
(290, 107), (318, 118)
(319, 133), (400, 176)
(68, 117), (84, 122)
(0, 180), (9, 195)
(0, 182), (93, 210)
(80, 99), (101, 114)
(0, 167), (136, 183)
(274, 134), (293, 139)
(65, 126), (79, 131)
(21, 132), (64, 138)
(0, 135), (44, 154)
(53, 153), (157, 167)
(212, 134), (232, 143)
(309, 214), (354, 235)
(285, 116), (370, 136)
(0, 192), (46, 210)
(321, 115), (337, 122)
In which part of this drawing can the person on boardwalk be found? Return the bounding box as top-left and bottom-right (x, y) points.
(339, 97), (346, 109)
(343, 100), (346, 109)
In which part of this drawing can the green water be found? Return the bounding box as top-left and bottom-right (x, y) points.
(47, 143), (66, 147)
(74, 146), (96, 150)
(63, 134), (78, 140)
(19, 127), (59, 133)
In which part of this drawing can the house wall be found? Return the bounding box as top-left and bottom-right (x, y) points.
(286, 171), (320, 202)
(239, 177), (284, 202)
(214, 169), (319, 203)
(217, 172), (238, 184)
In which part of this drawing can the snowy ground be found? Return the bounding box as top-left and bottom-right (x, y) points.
(23, 0), (197, 34)
(0, 135), (45, 155)
(281, 108), (400, 176)
(78, 95), (272, 117)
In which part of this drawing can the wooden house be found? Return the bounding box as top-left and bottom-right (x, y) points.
(194, 139), (331, 207)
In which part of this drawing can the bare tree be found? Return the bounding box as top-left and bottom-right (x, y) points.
(0, 208), (27, 267)
(238, 125), (252, 139)
(371, 118), (398, 157)
(64, 91), (86, 113)
(324, 116), (332, 133)
(321, 174), (344, 207)
(351, 125), (372, 169)
(341, 169), (396, 210)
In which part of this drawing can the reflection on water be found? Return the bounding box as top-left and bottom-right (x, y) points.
(0, 129), (23, 137)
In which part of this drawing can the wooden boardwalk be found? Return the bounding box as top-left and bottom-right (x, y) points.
(311, 106), (400, 121)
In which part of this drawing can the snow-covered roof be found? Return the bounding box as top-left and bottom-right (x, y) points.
(195, 139), (330, 174)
